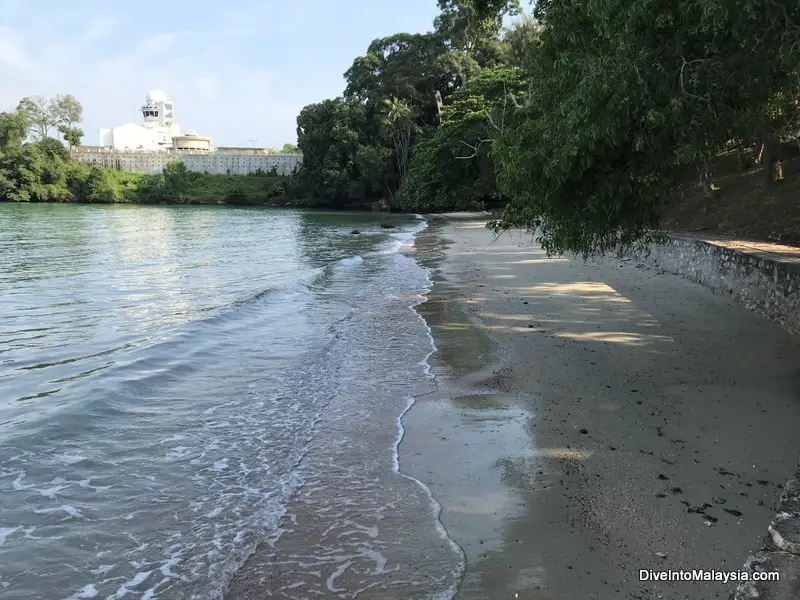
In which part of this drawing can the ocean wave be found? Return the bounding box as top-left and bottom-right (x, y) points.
(0, 215), (451, 600)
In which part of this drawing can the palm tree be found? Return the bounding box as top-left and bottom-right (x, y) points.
(382, 97), (416, 182)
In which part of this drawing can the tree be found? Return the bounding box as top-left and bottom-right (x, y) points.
(382, 97), (416, 185)
(17, 96), (56, 140)
(349, 144), (392, 203)
(344, 33), (461, 128)
(501, 13), (541, 68)
(52, 94), (84, 148)
(59, 125), (84, 149)
(86, 165), (119, 202)
(52, 94), (83, 132)
(435, 0), (520, 84)
(489, 0), (800, 257)
(0, 110), (29, 149)
(16, 94), (84, 143)
(294, 98), (380, 207)
(281, 142), (300, 153)
(398, 66), (524, 211)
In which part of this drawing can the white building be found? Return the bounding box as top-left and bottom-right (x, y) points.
(99, 90), (181, 151)
(80, 89), (302, 175)
(172, 130), (213, 152)
(72, 147), (303, 176)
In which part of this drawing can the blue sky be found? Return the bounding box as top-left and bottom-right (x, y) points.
(0, 0), (444, 147)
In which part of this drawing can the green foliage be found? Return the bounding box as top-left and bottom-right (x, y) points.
(16, 94), (84, 142)
(59, 125), (84, 149)
(17, 96), (54, 140)
(132, 163), (287, 205)
(0, 103), (287, 205)
(293, 98), (381, 207)
(9, 0), (794, 254)
(0, 111), (29, 148)
(344, 32), (462, 129)
(490, 0), (800, 256)
(382, 97), (417, 183)
(85, 165), (121, 203)
(293, 0), (522, 210)
(398, 66), (525, 211)
(435, 0), (521, 83)
(281, 143), (300, 153)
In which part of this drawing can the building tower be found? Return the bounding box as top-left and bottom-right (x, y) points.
(140, 90), (180, 148)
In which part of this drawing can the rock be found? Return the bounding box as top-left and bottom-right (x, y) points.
(351, 229), (361, 235)
(655, 552), (667, 559)
(733, 551), (800, 600)
(380, 223), (395, 229)
(777, 468), (800, 514)
(768, 465), (800, 554)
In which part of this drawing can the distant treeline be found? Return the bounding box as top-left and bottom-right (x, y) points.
(4, 0), (800, 256)
(0, 95), (302, 206)
(289, 0), (800, 255)
(0, 105), (296, 206)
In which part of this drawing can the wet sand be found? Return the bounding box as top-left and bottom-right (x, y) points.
(405, 216), (800, 599)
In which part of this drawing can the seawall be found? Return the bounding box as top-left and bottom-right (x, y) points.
(628, 233), (800, 337)
(71, 148), (302, 176)
(731, 462), (800, 599)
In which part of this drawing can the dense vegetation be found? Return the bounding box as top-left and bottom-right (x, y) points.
(0, 96), (290, 205)
(292, 0), (800, 255)
(4, 1), (800, 255)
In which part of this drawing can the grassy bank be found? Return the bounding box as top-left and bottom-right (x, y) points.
(109, 165), (290, 206)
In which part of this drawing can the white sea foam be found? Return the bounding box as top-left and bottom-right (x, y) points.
(65, 584), (98, 599)
(52, 452), (88, 466)
(5, 215), (458, 600)
(33, 505), (84, 519)
(389, 217), (467, 600)
(0, 526), (19, 547)
(338, 255), (365, 267)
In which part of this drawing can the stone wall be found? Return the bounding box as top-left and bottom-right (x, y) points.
(732, 464), (800, 599)
(630, 234), (800, 336)
(71, 149), (303, 177)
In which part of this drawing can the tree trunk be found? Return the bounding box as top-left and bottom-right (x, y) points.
(762, 135), (777, 185)
(697, 162), (712, 198)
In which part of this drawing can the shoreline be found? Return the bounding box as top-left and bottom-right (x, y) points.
(406, 215), (800, 599)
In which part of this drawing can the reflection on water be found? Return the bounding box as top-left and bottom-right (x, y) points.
(0, 203), (463, 600)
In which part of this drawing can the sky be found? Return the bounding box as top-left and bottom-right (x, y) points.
(0, 0), (444, 148)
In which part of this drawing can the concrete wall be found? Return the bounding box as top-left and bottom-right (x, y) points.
(628, 234), (800, 336)
(71, 149), (303, 176)
(732, 464), (800, 599)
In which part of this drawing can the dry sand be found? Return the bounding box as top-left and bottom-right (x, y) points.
(403, 216), (800, 599)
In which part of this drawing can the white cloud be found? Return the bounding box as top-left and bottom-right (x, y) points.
(194, 76), (219, 100)
(0, 26), (32, 71)
(136, 32), (184, 56)
(0, 18), (301, 146)
(82, 16), (118, 42)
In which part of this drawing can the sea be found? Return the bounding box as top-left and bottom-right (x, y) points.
(0, 204), (465, 600)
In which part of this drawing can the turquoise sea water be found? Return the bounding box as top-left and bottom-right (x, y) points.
(0, 204), (463, 599)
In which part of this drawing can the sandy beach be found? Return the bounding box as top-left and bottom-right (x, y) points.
(404, 215), (800, 599)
